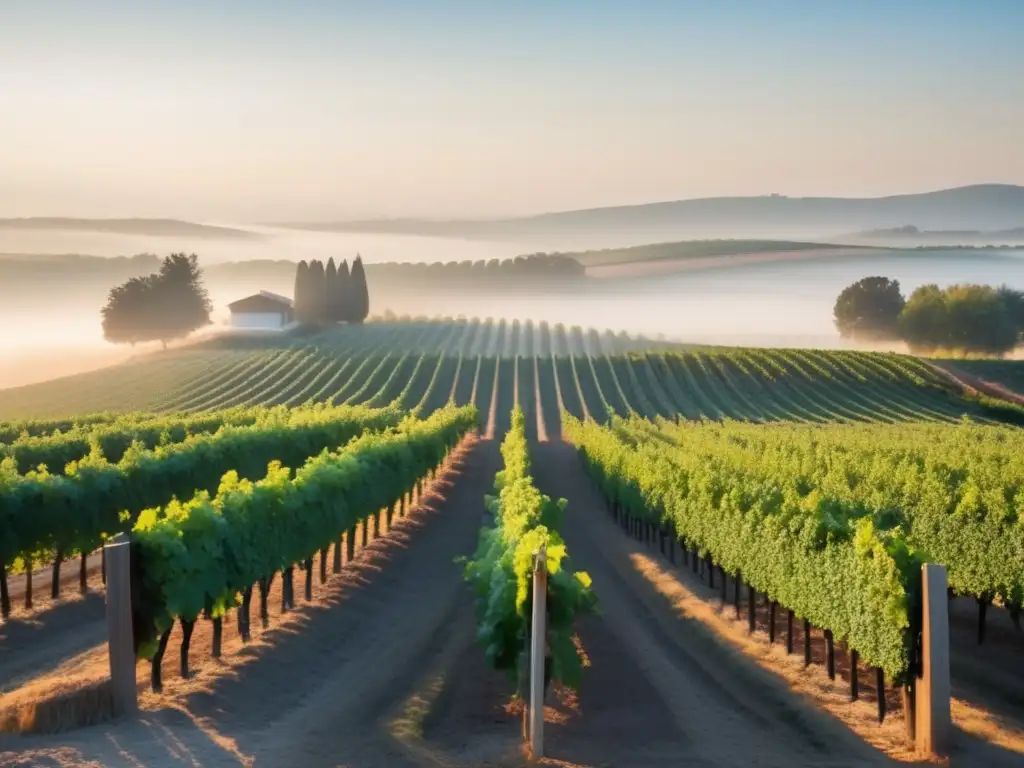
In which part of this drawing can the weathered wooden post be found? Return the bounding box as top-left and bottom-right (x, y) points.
(916, 564), (951, 757)
(105, 533), (137, 715)
(529, 544), (548, 760)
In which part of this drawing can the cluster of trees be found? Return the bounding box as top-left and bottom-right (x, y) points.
(294, 256), (369, 325)
(835, 276), (1024, 354)
(101, 253), (212, 347)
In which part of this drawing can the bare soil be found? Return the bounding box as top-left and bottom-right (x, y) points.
(928, 361), (1024, 406)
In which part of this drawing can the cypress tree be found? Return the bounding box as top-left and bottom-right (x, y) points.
(308, 259), (326, 324)
(294, 260), (310, 324)
(350, 254), (370, 324)
(337, 259), (352, 323)
(325, 258), (338, 323)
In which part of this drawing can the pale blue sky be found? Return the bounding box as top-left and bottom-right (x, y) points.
(1, 1), (1022, 220)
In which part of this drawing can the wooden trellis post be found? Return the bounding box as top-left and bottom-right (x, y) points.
(105, 533), (138, 715)
(916, 563), (950, 757)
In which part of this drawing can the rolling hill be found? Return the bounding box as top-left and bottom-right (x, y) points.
(0, 218), (260, 239)
(277, 184), (1024, 243)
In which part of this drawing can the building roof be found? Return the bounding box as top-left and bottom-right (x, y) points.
(228, 291), (294, 313)
(257, 290), (293, 307)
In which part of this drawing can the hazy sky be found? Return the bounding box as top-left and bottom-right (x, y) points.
(2, 1), (1022, 221)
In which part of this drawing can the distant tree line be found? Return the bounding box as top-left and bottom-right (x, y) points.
(294, 255), (369, 325)
(835, 276), (1024, 355)
(367, 254), (585, 285)
(535, 241), (838, 269)
(101, 253), (212, 348)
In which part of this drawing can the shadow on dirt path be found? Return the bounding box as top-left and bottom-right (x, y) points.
(529, 440), (900, 767)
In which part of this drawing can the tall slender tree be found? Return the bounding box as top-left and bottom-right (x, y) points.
(350, 254), (370, 324)
(325, 258), (339, 323)
(308, 259), (327, 324)
(293, 260), (310, 324)
(337, 259), (352, 322)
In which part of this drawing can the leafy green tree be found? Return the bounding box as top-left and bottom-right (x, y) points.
(101, 253), (212, 348)
(900, 283), (1018, 354)
(350, 255), (370, 323)
(101, 275), (159, 345)
(898, 284), (948, 351)
(153, 253), (212, 339)
(996, 285), (1024, 340)
(945, 284), (1018, 354)
(833, 277), (905, 339)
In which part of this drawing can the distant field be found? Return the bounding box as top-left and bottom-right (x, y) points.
(555, 239), (869, 269)
(585, 247), (871, 279)
(0, 320), (1015, 435)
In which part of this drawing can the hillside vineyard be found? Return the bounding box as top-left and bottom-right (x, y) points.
(0, 319), (1016, 431)
(1, 318), (1023, 764)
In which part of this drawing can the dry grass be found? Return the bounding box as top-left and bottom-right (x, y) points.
(0, 676), (113, 735)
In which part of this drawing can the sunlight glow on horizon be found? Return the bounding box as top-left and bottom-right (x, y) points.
(1, 1), (1022, 221)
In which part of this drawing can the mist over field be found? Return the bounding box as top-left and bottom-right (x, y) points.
(2, 0), (1023, 389)
(3, 222), (1023, 389)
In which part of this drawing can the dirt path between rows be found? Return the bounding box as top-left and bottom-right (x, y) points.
(528, 441), (899, 767)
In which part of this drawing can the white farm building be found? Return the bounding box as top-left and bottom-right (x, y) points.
(227, 291), (295, 331)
